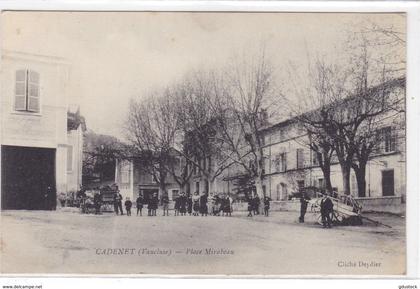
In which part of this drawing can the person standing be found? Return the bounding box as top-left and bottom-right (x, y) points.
(113, 189), (124, 215)
(225, 194), (233, 217)
(174, 195), (180, 216)
(199, 192), (208, 217)
(299, 192), (310, 223)
(320, 194), (334, 228)
(192, 192), (200, 216)
(136, 194), (144, 216)
(253, 194), (261, 215)
(187, 193), (193, 216)
(179, 193), (187, 216)
(93, 191), (102, 215)
(151, 193), (158, 216)
(214, 194), (221, 216)
(161, 193), (170, 216)
(125, 197), (132, 216)
(209, 193), (216, 216)
(263, 196), (271, 217)
(247, 194), (253, 217)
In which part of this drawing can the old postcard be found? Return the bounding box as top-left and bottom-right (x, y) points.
(0, 11), (407, 275)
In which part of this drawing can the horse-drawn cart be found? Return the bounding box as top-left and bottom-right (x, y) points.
(99, 186), (117, 212)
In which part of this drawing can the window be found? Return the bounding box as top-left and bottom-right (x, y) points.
(67, 146), (73, 172)
(279, 129), (285, 142)
(121, 170), (130, 184)
(276, 184), (281, 201)
(274, 155), (281, 172)
(312, 150), (320, 166)
(281, 183), (288, 200)
(172, 190), (179, 200)
(376, 127), (396, 153)
(296, 148), (304, 169)
(297, 180), (305, 192)
(280, 153), (287, 172)
(318, 178), (325, 190)
(15, 69), (40, 113)
(383, 127), (396, 152)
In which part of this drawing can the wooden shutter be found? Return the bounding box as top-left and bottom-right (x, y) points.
(15, 70), (27, 111)
(27, 70), (40, 112)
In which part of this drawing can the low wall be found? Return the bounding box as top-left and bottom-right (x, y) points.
(354, 196), (405, 215)
(233, 197), (405, 215)
(109, 197), (404, 214)
(232, 200), (301, 212)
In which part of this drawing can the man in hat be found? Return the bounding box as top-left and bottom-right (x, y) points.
(320, 194), (334, 228)
(113, 187), (124, 215)
(299, 192), (310, 223)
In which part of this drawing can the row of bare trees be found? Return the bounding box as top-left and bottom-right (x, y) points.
(125, 49), (275, 197)
(284, 23), (405, 196)
(124, 21), (405, 198)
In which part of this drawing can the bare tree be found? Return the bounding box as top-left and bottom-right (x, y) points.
(126, 90), (190, 196)
(174, 71), (238, 194)
(213, 48), (275, 199)
(284, 20), (405, 196)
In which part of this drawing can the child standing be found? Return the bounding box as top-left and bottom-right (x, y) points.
(125, 197), (132, 216)
(247, 194), (253, 217)
(174, 195), (180, 216)
(192, 192), (200, 216)
(136, 194), (144, 216)
(161, 193), (170, 216)
(263, 196), (271, 217)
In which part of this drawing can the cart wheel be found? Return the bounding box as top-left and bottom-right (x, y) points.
(317, 214), (323, 225)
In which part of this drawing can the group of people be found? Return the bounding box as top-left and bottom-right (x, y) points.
(299, 192), (334, 228)
(111, 190), (236, 217)
(91, 184), (335, 228)
(246, 194), (272, 217)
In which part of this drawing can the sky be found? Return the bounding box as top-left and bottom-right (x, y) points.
(1, 12), (405, 139)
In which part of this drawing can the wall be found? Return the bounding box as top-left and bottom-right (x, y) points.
(355, 196), (404, 214)
(66, 126), (84, 192)
(1, 51), (70, 193)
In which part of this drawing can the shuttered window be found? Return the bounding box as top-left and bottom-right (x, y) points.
(296, 149), (304, 169)
(14, 69), (40, 113)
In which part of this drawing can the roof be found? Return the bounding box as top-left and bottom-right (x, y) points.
(2, 49), (71, 66)
(259, 76), (406, 134)
(67, 109), (87, 131)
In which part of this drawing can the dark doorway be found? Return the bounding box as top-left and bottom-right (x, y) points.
(140, 189), (158, 204)
(382, 170), (395, 196)
(1, 145), (56, 210)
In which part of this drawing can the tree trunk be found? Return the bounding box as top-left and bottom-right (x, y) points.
(159, 181), (167, 198)
(320, 156), (333, 194)
(254, 176), (265, 214)
(341, 164), (351, 195)
(323, 167), (333, 194)
(353, 164), (367, 198)
(254, 177), (263, 197)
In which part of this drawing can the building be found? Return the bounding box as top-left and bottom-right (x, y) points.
(115, 157), (182, 203)
(259, 78), (405, 212)
(67, 107), (86, 192)
(1, 50), (85, 210)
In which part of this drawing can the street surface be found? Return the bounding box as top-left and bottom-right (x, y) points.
(0, 209), (405, 275)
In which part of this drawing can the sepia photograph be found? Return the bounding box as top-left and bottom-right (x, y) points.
(0, 11), (407, 275)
